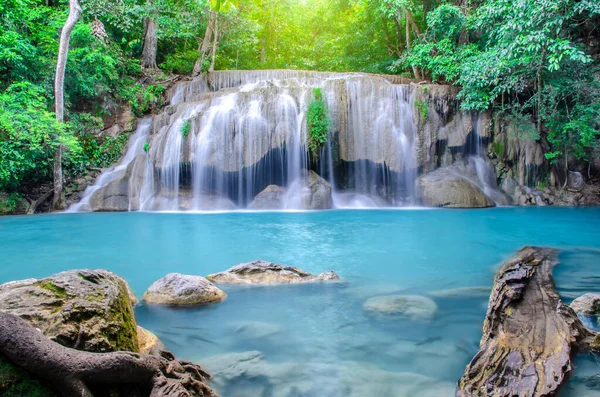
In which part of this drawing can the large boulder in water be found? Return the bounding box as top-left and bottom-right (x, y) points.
(363, 295), (438, 320)
(206, 260), (340, 285)
(0, 269), (138, 352)
(143, 273), (227, 305)
(416, 167), (495, 208)
(89, 154), (146, 212)
(248, 185), (285, 209)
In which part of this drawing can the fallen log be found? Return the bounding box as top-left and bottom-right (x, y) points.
(0, 312), (217, 397)
(457, 246), (599, 397)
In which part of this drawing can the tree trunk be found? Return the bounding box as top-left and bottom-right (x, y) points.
(0, 312), (217, 397)
(193, 10), (218, 76)
(403, 7), (422, 80)
(141, 0), (158, 70)
(209, 12), (219, 72)
(53, 0), (81, 210)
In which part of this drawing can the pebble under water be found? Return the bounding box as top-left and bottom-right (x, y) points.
(1, 208), (599, 396)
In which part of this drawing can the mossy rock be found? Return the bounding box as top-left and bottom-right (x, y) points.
(0, 270), (139, 353)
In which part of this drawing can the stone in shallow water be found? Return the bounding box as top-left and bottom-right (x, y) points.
(143, 273), (227, 305)
(206, 260), (340, 284)
(136, 326), (163, 354)
(0, 269), (138, 352)
(201, 350), (455, 397)
(231, 321), (284, 339)
(363, 294), (438, 320)
(570, 293), (600, 316)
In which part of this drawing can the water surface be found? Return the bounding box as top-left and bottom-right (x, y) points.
(1, 208), (599, 396)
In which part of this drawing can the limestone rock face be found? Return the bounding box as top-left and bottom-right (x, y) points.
(363, 295), (438, 320)
(417, 169), (494, 208)
(0, 269), (138, 353)
(89, 154), (146, 212)
(248, 185), (286, 209)
(570, 293), (600, 316)
(143, 273), (227, 305)
(302, 170), (332, 209)
(206, 260), (340, 285)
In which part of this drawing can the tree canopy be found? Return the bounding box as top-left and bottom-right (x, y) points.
(0, 0), (599, 196)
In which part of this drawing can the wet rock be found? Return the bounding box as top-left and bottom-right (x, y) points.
(570, 293), (600, 316)
(457, 246), (598, 397)
(417, 168), (495, 208)
(0, 269), (138, 353)
(363, 295), (438, 320)
(143, 273), (227, 305)
(248, 185), (285, 209)
(301, 170), (332, 209)
(206, 260), (340, 285)
(89, 154), (146, 212)
(137, 326), (163, 354)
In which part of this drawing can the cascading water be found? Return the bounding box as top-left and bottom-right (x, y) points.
(70, 70), (507, 212)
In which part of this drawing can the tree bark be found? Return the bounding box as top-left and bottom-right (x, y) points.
(403, 7), (422, 80)
(0, 312), (218, 397)
(53, 0), (81, 210)
(193, 10), (218, 76)
(209, 13), (219, 72)
(141, 0), (158, 70)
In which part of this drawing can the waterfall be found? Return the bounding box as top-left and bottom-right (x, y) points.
(70, 70), (507, 212)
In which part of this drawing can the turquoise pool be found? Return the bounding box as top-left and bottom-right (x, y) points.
(1, 208), (599, 396)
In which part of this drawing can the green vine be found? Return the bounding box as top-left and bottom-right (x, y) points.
(307, 88), (329, 154)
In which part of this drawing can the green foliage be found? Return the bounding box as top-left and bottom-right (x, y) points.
(181, 120), (191, 137)
(0, 82), (71, 190)
(143, 142), (150, 153)
(415, 98), (428, 122)
(307, 88), (329, 155)
(123, 84), (165, 117)
(492, 141), (505, 158)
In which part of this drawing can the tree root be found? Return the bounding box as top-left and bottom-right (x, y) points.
(0, 312), (217, 397)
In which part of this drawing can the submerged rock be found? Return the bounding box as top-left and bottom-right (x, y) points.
(248, 185), (286, 209)
(0, 269), (138, 353)
(570, 293), (600, 316)
(202, 350), (455, 397)
(363, 295), (437, 320)
(417, 169), (495, 208)
(206, 260), (340, 284)
(143, 273), (227, 305)
(457, 246), (598, 397)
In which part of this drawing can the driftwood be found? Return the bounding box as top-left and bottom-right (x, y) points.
(0, 312), (217, 397)
(457, 246), (599, 397)
(25, 189), (53, 214)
